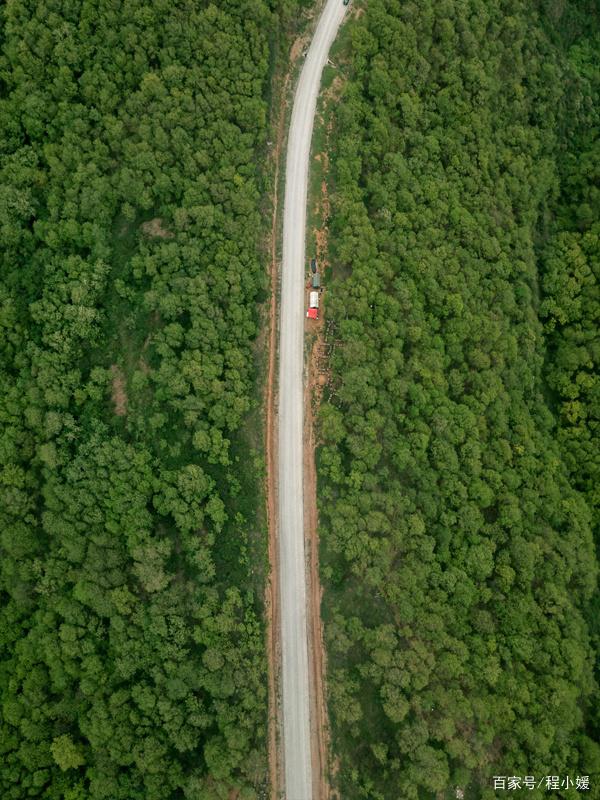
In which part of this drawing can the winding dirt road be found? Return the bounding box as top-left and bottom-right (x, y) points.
(277, 2), (347, 798)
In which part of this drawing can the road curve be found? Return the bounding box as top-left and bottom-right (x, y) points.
(278, 2), (347, 798)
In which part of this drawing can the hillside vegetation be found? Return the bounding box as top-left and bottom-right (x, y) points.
(318, 1), (600, 797)
(0, 1), (291, 798)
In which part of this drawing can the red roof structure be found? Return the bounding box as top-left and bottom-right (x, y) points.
(306, 307), (318, 320)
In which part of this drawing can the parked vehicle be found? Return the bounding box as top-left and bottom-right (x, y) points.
(310, 257), (317, 273)
(307, 290), (319, 319)
(312, 272), (320, 289)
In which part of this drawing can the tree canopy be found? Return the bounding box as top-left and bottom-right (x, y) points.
(0, 0), (296, 797)
(318, 1), (600, 797)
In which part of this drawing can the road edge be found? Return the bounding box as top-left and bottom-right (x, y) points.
(264, 8), (328, 798)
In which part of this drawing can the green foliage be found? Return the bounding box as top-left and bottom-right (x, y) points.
(318, 1), (600, 797)
(539, 25), (600, 752)
(0, 0), (283, 796)
(51, 735), (85, 772)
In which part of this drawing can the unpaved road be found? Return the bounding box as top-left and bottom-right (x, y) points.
(277, 2), (347, 798)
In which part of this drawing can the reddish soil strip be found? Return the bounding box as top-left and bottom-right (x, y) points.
(304, 329), (332, 800)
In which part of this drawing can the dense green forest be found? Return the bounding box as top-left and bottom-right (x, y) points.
(0, 0), (298, 797)
(318, 0), (600, 797)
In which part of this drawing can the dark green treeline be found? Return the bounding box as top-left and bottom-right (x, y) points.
(0, 1), (298, 798)
(318, 1), (600, 797)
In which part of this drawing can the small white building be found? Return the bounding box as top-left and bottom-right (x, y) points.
(309, 290), (319, 309)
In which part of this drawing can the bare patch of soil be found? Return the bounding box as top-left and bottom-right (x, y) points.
(314, 226), (329, 267)
(312, 177), (330, 270)
(320, 179), (331, 220)
(328, 75), (345, 104)
(138, 333), (153, 375)
(290, 32), (310, 63)
(110, 364), (127, 416)
(140, 217), (174, 239)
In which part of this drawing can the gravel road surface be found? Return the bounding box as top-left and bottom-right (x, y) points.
(277, 2), (347, 798)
